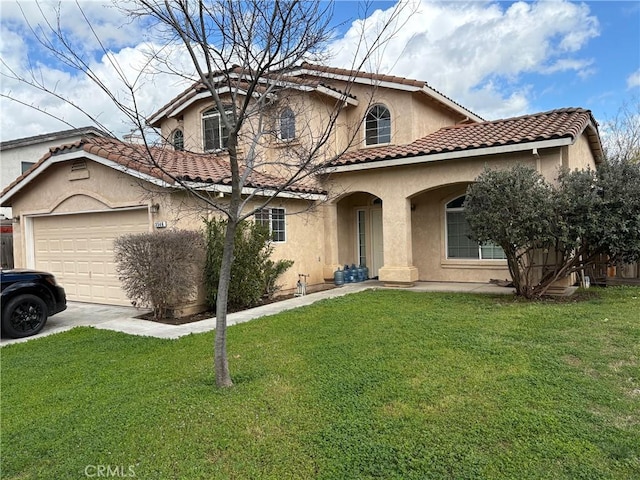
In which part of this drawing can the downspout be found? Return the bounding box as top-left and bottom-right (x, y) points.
(532, 148), (541, 173)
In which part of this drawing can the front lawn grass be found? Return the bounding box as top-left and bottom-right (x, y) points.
(2, 287), (639, 479)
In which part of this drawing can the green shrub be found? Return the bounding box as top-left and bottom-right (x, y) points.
(204, 218), (293, 310)
(264, 258), (295, 299)
(114, 230), (204, 319)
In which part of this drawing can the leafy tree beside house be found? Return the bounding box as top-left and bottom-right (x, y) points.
(464, 162), (640, 298)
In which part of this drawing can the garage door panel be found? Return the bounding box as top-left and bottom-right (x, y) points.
(48, 260), (63, 272)
(76, 262), (90, 274)
(73, 239), (88, 252)
(33, 210), (149, 306)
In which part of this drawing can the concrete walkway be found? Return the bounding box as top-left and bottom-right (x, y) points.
(0, 281), (514, 346)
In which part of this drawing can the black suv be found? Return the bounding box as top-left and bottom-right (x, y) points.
(1, 269), (67, 338)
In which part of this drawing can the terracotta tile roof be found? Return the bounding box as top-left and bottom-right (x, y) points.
(297, 63), (481, 120)
(333, 108), (598, 166)
(1, 136), (324, 198)
(148, 63), (479, 125)
(298, 62), (426, 88)
(149, 77), (267, 127)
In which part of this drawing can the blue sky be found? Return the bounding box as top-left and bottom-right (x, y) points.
(0, 0), (638, 141)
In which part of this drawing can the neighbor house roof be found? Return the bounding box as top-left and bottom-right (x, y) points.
(0, 126), (109, 151)
(331, 108), (603, 170)
(1, 137), (325, 205)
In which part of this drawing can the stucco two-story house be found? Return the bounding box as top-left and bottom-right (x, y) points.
(0, 64), (604, 308)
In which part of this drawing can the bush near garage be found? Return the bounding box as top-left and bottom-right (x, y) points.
(114, 230), (205, 319)
(203, 218), (293, 311)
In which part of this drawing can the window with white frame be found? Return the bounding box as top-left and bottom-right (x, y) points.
(446, 196), (506, 259)
(279, 107), (296, 140)
(365, 104), (391, 145)
(203, 108), (230, 151)
(172, 129), (184, 151)
(255, 208), (286, 242)
(357, 210), (367, 267)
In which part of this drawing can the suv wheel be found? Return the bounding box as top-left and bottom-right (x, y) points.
(2, 294), (48, 338)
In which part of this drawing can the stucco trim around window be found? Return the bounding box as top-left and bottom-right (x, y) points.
(171, 129), (184, 151)
(365, 104), (392, 146)
(443, 194), (507, 261)
(202, 108), (231, 151)
(279, 107), (296, 141)
(255, 207), (286, 243)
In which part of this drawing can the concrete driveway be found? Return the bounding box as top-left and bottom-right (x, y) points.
(0, 302), (147, 347)
(1, 281), (515, 347)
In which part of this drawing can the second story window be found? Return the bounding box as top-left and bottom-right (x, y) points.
(365, 104), (391, 145)
(279, 107), (296, 140)
(172, 129), (184, 151)
(203, 109), (230, 151)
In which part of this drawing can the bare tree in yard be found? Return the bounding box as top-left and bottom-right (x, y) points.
(4, 0), (411, 387)
(601, 96), (640, 164)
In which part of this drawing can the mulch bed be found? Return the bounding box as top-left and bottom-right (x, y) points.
(135, 284), (337, 325)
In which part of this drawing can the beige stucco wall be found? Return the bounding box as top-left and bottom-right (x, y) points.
(158, 81), (463, 164)
(411, 185), (510, 282)
(566, 133), (598, 171)
(8, 157), (329, 309)
(9, 160), (153, 268)
(323, 148), (569, 283)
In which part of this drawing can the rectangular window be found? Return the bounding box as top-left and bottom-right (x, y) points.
(446, 211), (506, 260)
(255, 208), (286, 242)
(21, 161), (35, 174)
(447, 211), (480, 259)
(480, 243), (507, 260)
(203, 110), (230, 151)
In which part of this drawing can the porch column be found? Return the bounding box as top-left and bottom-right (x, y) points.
(322, 202), (341, 281)
(378, 196), (419, 284)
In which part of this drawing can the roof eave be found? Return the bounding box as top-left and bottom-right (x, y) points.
(584, 120), (605, 165)
(330, 137), (575, 173)
(419, 86), (484, 123)
(292, 67), (479, 121)
(0, 150), (174, 206)
(1, 147), (326, 207)
(182, 181), (327, 200)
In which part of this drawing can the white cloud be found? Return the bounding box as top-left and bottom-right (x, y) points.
(1, 1), (145, 53)
(0, 0), (601, 141)
(628, 69), (640, 89)
(1, 40), (192, 141)
(329, 0), (600, 119)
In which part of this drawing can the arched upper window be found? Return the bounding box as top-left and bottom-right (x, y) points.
(279, 107), (296, 140)
(445, 195), (506, 260)
(172, 129), (184, 151)
(365, 104), (391, 145)
(203, 108), (230, 151)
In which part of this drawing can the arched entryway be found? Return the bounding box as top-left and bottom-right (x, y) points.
(335, 192), (383, 278)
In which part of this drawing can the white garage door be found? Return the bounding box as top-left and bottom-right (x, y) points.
(33, 209), (149, 305)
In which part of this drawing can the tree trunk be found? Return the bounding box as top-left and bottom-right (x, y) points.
(214, 218), (237, 388)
